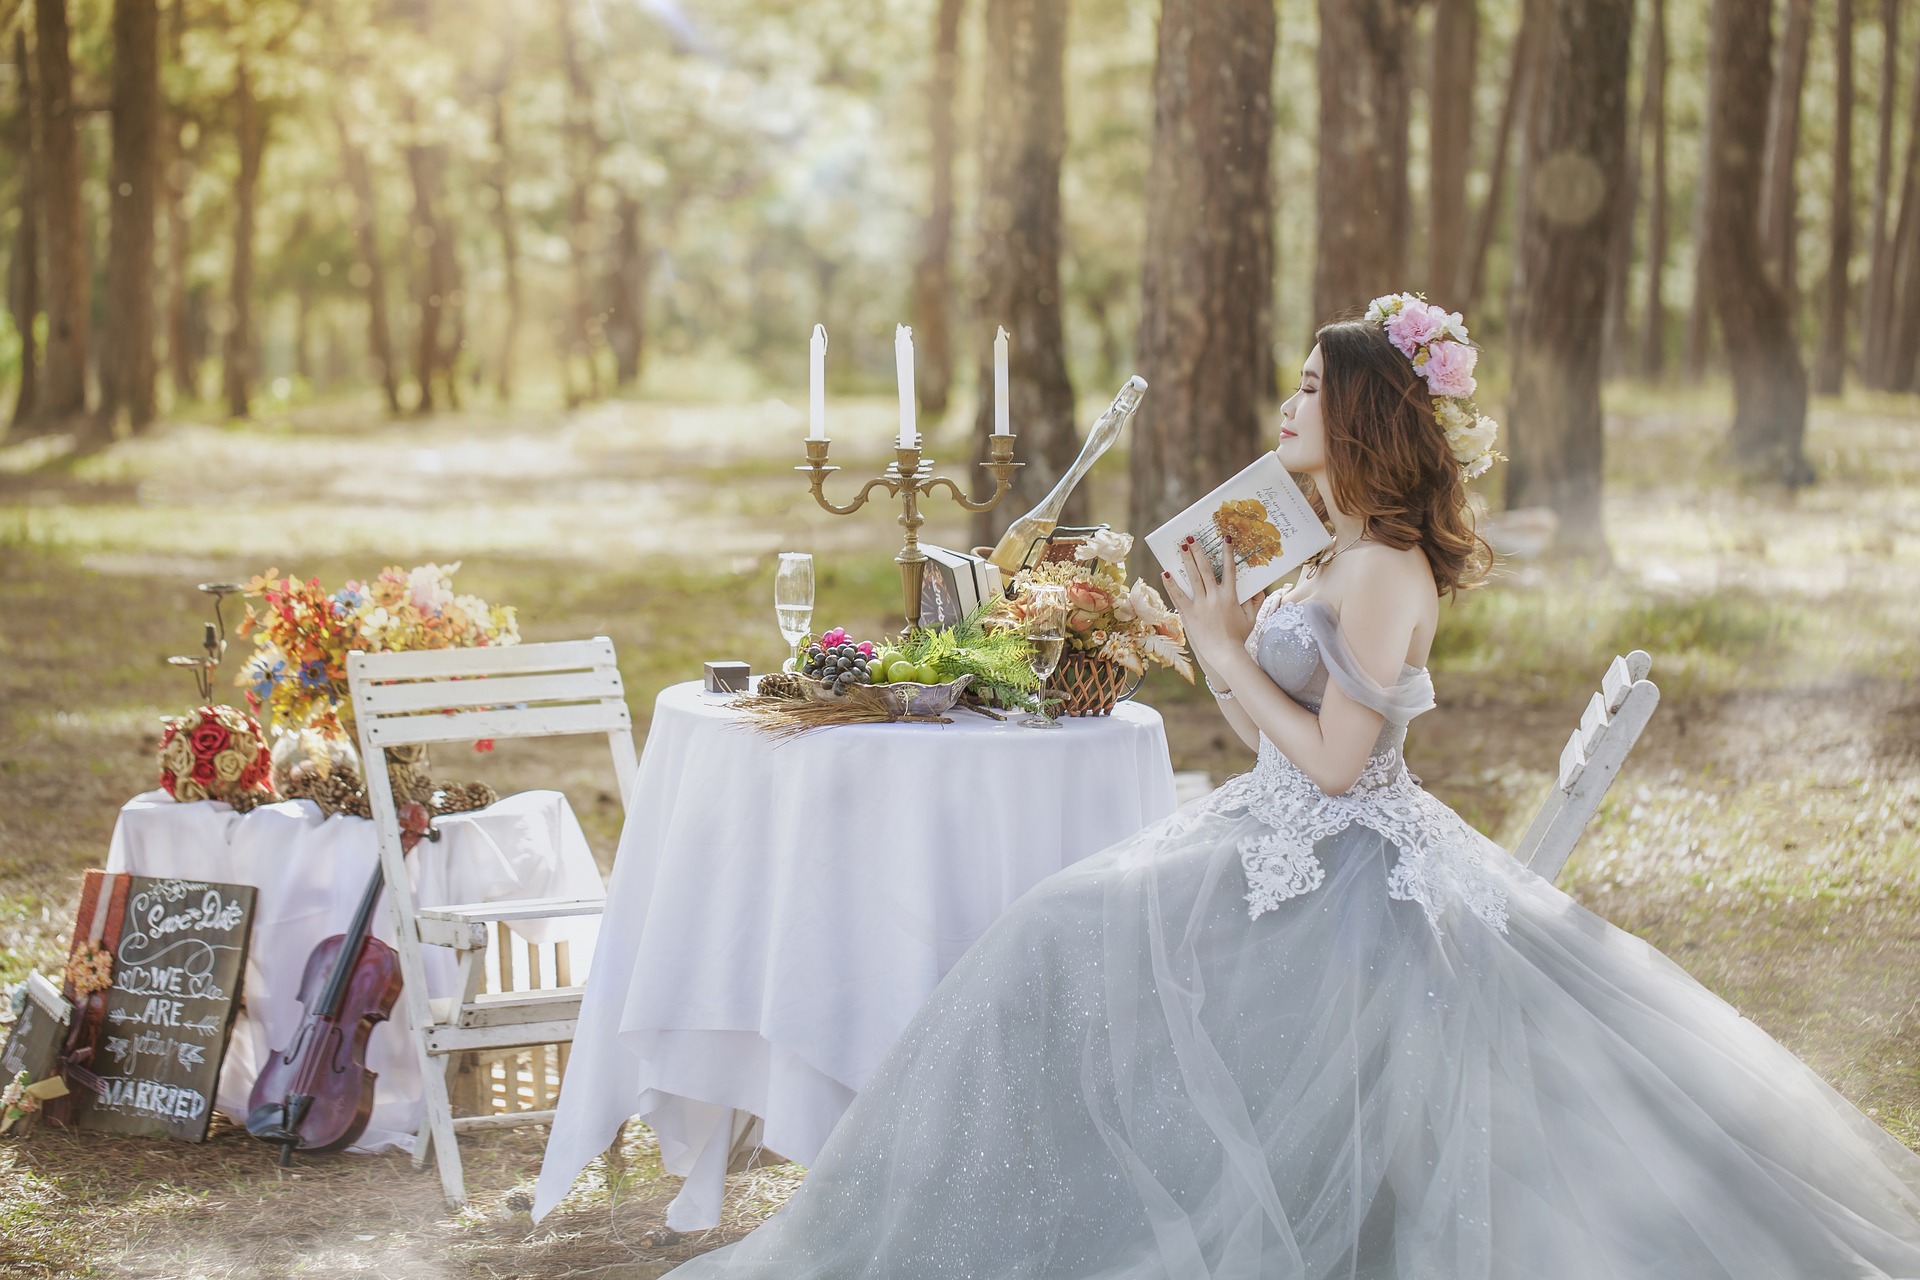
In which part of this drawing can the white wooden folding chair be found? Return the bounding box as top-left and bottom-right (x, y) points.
(348, 636), (637, 1206)
(1513, 649), (1661, 883)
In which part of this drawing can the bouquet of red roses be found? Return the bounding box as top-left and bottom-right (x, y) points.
(157, 705), (273, 805)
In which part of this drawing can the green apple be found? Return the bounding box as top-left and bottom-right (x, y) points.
(912, 663), (940, 685)
(886, 657), (919, 683)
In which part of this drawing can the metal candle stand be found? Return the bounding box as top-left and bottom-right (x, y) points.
(166, 581), (246, 701)
(798, 434), (1023, 633)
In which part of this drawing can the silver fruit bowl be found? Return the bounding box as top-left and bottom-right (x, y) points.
(800, 672), (973, 719)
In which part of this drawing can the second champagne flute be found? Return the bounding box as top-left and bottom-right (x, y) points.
(774, 552), (815, 674)
(1020, 585), (1068, 729)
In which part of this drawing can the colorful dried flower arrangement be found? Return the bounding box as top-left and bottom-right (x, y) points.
(236, 561), (518, 740)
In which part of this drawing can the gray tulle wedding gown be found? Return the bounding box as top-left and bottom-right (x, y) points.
(665, 596), (1920, 1279)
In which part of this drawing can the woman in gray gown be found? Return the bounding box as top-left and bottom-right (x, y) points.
(664, 297), (1920, 1279)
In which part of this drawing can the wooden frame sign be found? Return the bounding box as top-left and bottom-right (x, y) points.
(64, 871), (256, 1141)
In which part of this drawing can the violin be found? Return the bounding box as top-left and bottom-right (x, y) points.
(246, 801), (435, 1166)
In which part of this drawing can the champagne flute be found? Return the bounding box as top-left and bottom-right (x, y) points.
(1020, 585), (1068, 729)
(775, 552), (815, 675)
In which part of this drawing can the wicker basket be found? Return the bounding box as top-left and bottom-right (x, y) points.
(1049, 652), (1143, 717)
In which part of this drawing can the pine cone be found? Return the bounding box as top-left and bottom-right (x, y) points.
(224, 789), (277, 814)
(386, 744), (436, 807)
(298, 770), (369, 818)
(756, 672), (806, 701)
(432, 781), (498, 815)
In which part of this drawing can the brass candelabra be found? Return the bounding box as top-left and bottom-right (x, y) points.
(799, 434), (1023, 632)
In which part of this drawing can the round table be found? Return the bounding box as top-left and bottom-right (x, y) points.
(534, 681), (1179, 1229)
(106, 789), (604, 1153)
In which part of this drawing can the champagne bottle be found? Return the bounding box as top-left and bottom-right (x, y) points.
(987, 376), (1149, 574)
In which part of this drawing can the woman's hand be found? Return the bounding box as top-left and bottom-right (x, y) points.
(1162, 538), (1265, 674)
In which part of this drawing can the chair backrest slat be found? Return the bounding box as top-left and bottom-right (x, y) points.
(361, 699), (632, 748)
(351, 638), (616, 681)
(356, 668), (624, 715)
(1513, 649), (1660, 883)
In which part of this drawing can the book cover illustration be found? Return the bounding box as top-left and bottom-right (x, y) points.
(1145, 454), (1333, 604)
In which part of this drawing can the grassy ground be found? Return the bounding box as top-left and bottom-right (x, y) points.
(1, 383), (1918, 1277)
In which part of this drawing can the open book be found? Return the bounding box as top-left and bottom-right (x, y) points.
(1144, 453), (1333, 604)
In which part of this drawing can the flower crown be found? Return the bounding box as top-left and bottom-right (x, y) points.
(1362, 292), (1503, 481)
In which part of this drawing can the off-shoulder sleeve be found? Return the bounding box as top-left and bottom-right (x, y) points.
(1301, 600), (1436, 723)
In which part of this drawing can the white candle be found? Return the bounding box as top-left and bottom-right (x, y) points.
(808, 324), (827, 440)
(993, 326), (1010, 436)
(895, 324), (916, 448)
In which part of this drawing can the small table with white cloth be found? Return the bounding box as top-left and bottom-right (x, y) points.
(106, 788), (604, 1153)
(534, 680), (1179, 1230)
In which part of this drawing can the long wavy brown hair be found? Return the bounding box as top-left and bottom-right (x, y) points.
(1308, 317), (1492, 597)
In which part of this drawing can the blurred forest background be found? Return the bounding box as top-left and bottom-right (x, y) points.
(0, 0), (1909, 550)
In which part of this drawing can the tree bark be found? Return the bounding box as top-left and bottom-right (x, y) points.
(1504, 0), (1633, 553)
(404, 121), (458, 413)
(1127, 0), (1275, 573)
(1602, 0), (1649, 376)
(911, 0), (964, 417)
(1463, 0), (1543, 317)
(1759, 0), (1814, 303)
(1314, 0), (1419, 323)
(1428, 0), (1477, 303)
(1883, 19), (1920, 389)
(606, 190), (646, 388)
(1864, 0), (1899, 378)
(34, 0), (87, 424)
(1705, 0), (1812, 484)
(96, 0), (160, 437)
(1639, 0), (1669, 379)
(556, 0), (604, 407)
(968, 0), (1078, 549)
(1815, 0), (1855, 394)
(486, 73), (520, 403)
(163, 0), (196, 406)
(8, 30), (39, 430)
(335, 112), (401, 414)
(222, 56), (264, 419)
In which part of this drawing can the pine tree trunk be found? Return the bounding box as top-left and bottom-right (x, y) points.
(1884, 19), (1920, 389)
(488, 71), (520, 404)
(96, 0), (159, 438)
(34, 0), (87, 425)
(556, 0), (603, 407)
(1706, 0), (1812, 484)
(1127, 0), (1275, 574)
(1428, 0), (1477, 302)
(1314, 0), (1418, 322)
(968, 0), (1077, 549)
(333, 114), (399, 413)
(910, 0), (964, 418)
(222, 57), (264, 420)
(1816, 0), (1855, 394)
(1760, 0), (1813, 304)
(1504, 0), (1634, 554)
(1463, 0), (1543, 316)
(405, 125), (456, 413)
(1602, 0), (1649, 377)
(1864, 0), (1899, 380)
(1639, 0), (1669, 379)
(9, 30), (39, 431)
(607, 191), (645, 388)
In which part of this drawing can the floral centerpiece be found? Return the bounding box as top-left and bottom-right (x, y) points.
(1004, 528), (1192, 715)
(156, 705), (273, 806)
(237, 560), (519, 742)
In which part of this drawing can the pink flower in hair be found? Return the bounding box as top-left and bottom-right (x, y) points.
(1419, 340), (1479, 398)
(1383, 302), (1445, 357)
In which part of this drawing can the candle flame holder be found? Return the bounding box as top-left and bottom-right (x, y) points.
(799, 434), (1022, 633)
(165, 581), (246, 703)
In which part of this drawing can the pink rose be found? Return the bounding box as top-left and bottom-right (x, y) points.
(1064, 580), (1112, 616)
(1420, 340), (1478, 398)
(1384, 302), (1445, 357)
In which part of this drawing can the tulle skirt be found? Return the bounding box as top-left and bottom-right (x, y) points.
(663, 791), (1920, 1279)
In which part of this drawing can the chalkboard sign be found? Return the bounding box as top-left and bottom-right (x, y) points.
(0, 973), (72, 1089)
(74, 875), (255, 1141)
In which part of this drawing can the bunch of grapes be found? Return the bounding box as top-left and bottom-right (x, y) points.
(801, 627), (876, 691)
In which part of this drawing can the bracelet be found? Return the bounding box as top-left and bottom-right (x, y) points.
(1204, 674), (1236, 701)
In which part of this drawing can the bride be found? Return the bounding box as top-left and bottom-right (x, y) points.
(662, 296), (1920, 1278)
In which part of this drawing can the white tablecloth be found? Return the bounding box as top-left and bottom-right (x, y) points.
(534, 681), (1178, 1228)
(106, 788), (604, 1153)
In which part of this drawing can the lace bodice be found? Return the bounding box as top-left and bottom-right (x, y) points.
(1207, 596), (1510, 934)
